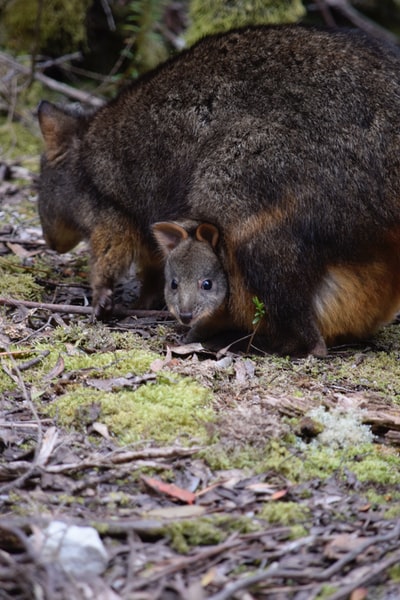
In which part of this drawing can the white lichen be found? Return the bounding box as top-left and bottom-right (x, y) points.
(299, 406), (374, 451)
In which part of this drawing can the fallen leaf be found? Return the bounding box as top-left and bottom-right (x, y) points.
(37, 427), (58, 467)
(350, 588), (368, 600)
(358, 503), (372, 512)
(92, 422), (111, 440)
(141, 475), (196, 504)
(170, 342), (209, 356)
(324, 534), (369, 560)
(44, 355), (65, 380)
(246, 482), (277, 495)
(150, 346), (173, 372)
(271, 489), (288, 501)
(201, 567), (218, 586)
(6, 242), (38, 258)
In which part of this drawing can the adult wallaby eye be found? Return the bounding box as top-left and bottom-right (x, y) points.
(171, 278), (178, 290)
(201, 279), (213, 291)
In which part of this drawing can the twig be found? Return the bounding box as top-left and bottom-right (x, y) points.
(0, 237), (45, 245)
(36, 52), (83, 70)
(0, 297), (172, 319)
(313, 0), (336, 27)
(10, 350), (50, 372)
(100, 0), (116, 31)
(324, 0), (399, 45)
(0, 51), (104, 107)
(44, 445), (201, 474)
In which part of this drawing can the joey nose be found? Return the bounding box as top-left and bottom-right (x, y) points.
(179, 312), (193, 325)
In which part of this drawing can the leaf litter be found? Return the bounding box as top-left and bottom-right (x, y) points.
(1, 160), (400, 599)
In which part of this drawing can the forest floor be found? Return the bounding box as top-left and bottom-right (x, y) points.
(1, 158), (400, 600)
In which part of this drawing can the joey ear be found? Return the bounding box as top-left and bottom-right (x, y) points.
(152, 222), (189, 255)
(37, 100), (80, 161)
(196, 223), (220, 248)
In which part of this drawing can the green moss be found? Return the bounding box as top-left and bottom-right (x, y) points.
(203, 443), (266, 471)
(165, 518), (226, 553)
(300, 444), (400, 486)
(207, 433), (400, 489)
(259, 501), (310, 525)
(164, 515), (258, 554)
(315, 586), (339, 600)
(46, 374), (214, 445)
(0, 256), (44, 301)
(0, 119), (42, 164)
(332, 351), (400, 400)
(350, 447), (400, 485)
(290, 524), (309, 539)
(2, 0), (92, 55)
(186, 0), (306, 45)
(388, 564), (400, 582)
(384, 504), (400, 519)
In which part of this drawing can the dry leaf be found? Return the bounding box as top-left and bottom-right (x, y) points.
(37, 426), (58, 467)
(324, 534), (369, 560)
(92, 422), (111, 440)
(44, 355), (65, 381)
(271, 489), (288, 501)
(246, 482), (277, 495)
(171, 342), (207, 355)
(141, 475), (196, 504)
(6, 242), (38, 258)
(350, 588), (368, 600)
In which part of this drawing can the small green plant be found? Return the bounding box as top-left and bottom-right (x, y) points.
(252, 296), (266, 327)
(247, 295), (266, 352)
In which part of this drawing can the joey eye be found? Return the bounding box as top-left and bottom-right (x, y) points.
(201, 279), (213, 291)
(171, 278), (178, 290)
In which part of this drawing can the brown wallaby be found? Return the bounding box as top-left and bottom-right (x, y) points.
(152, 221), (231, 341)
(37, 25), (400, 353)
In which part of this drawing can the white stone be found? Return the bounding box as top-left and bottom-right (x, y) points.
(34, 520), (109, 577)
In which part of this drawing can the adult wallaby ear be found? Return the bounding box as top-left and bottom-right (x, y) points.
(37, 101), (80, 161)
(196, 223), (219, 249)
(152, 222), (189, 255)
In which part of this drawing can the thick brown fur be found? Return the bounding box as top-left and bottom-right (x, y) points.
(38, 25), (400, 351)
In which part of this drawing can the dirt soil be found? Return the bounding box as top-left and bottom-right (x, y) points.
(1, 161), (400, 600)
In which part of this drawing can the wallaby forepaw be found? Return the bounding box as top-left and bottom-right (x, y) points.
(92, 289), (114, 321)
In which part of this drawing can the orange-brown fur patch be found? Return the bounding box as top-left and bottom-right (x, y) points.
(90, 218), (163, 309)
(223, 243), (257, 331)
(315, 226), (400, 344)
(227, 206), (288, 246)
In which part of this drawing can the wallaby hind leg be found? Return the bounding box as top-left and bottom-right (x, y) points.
(229, 226), (326, 356)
